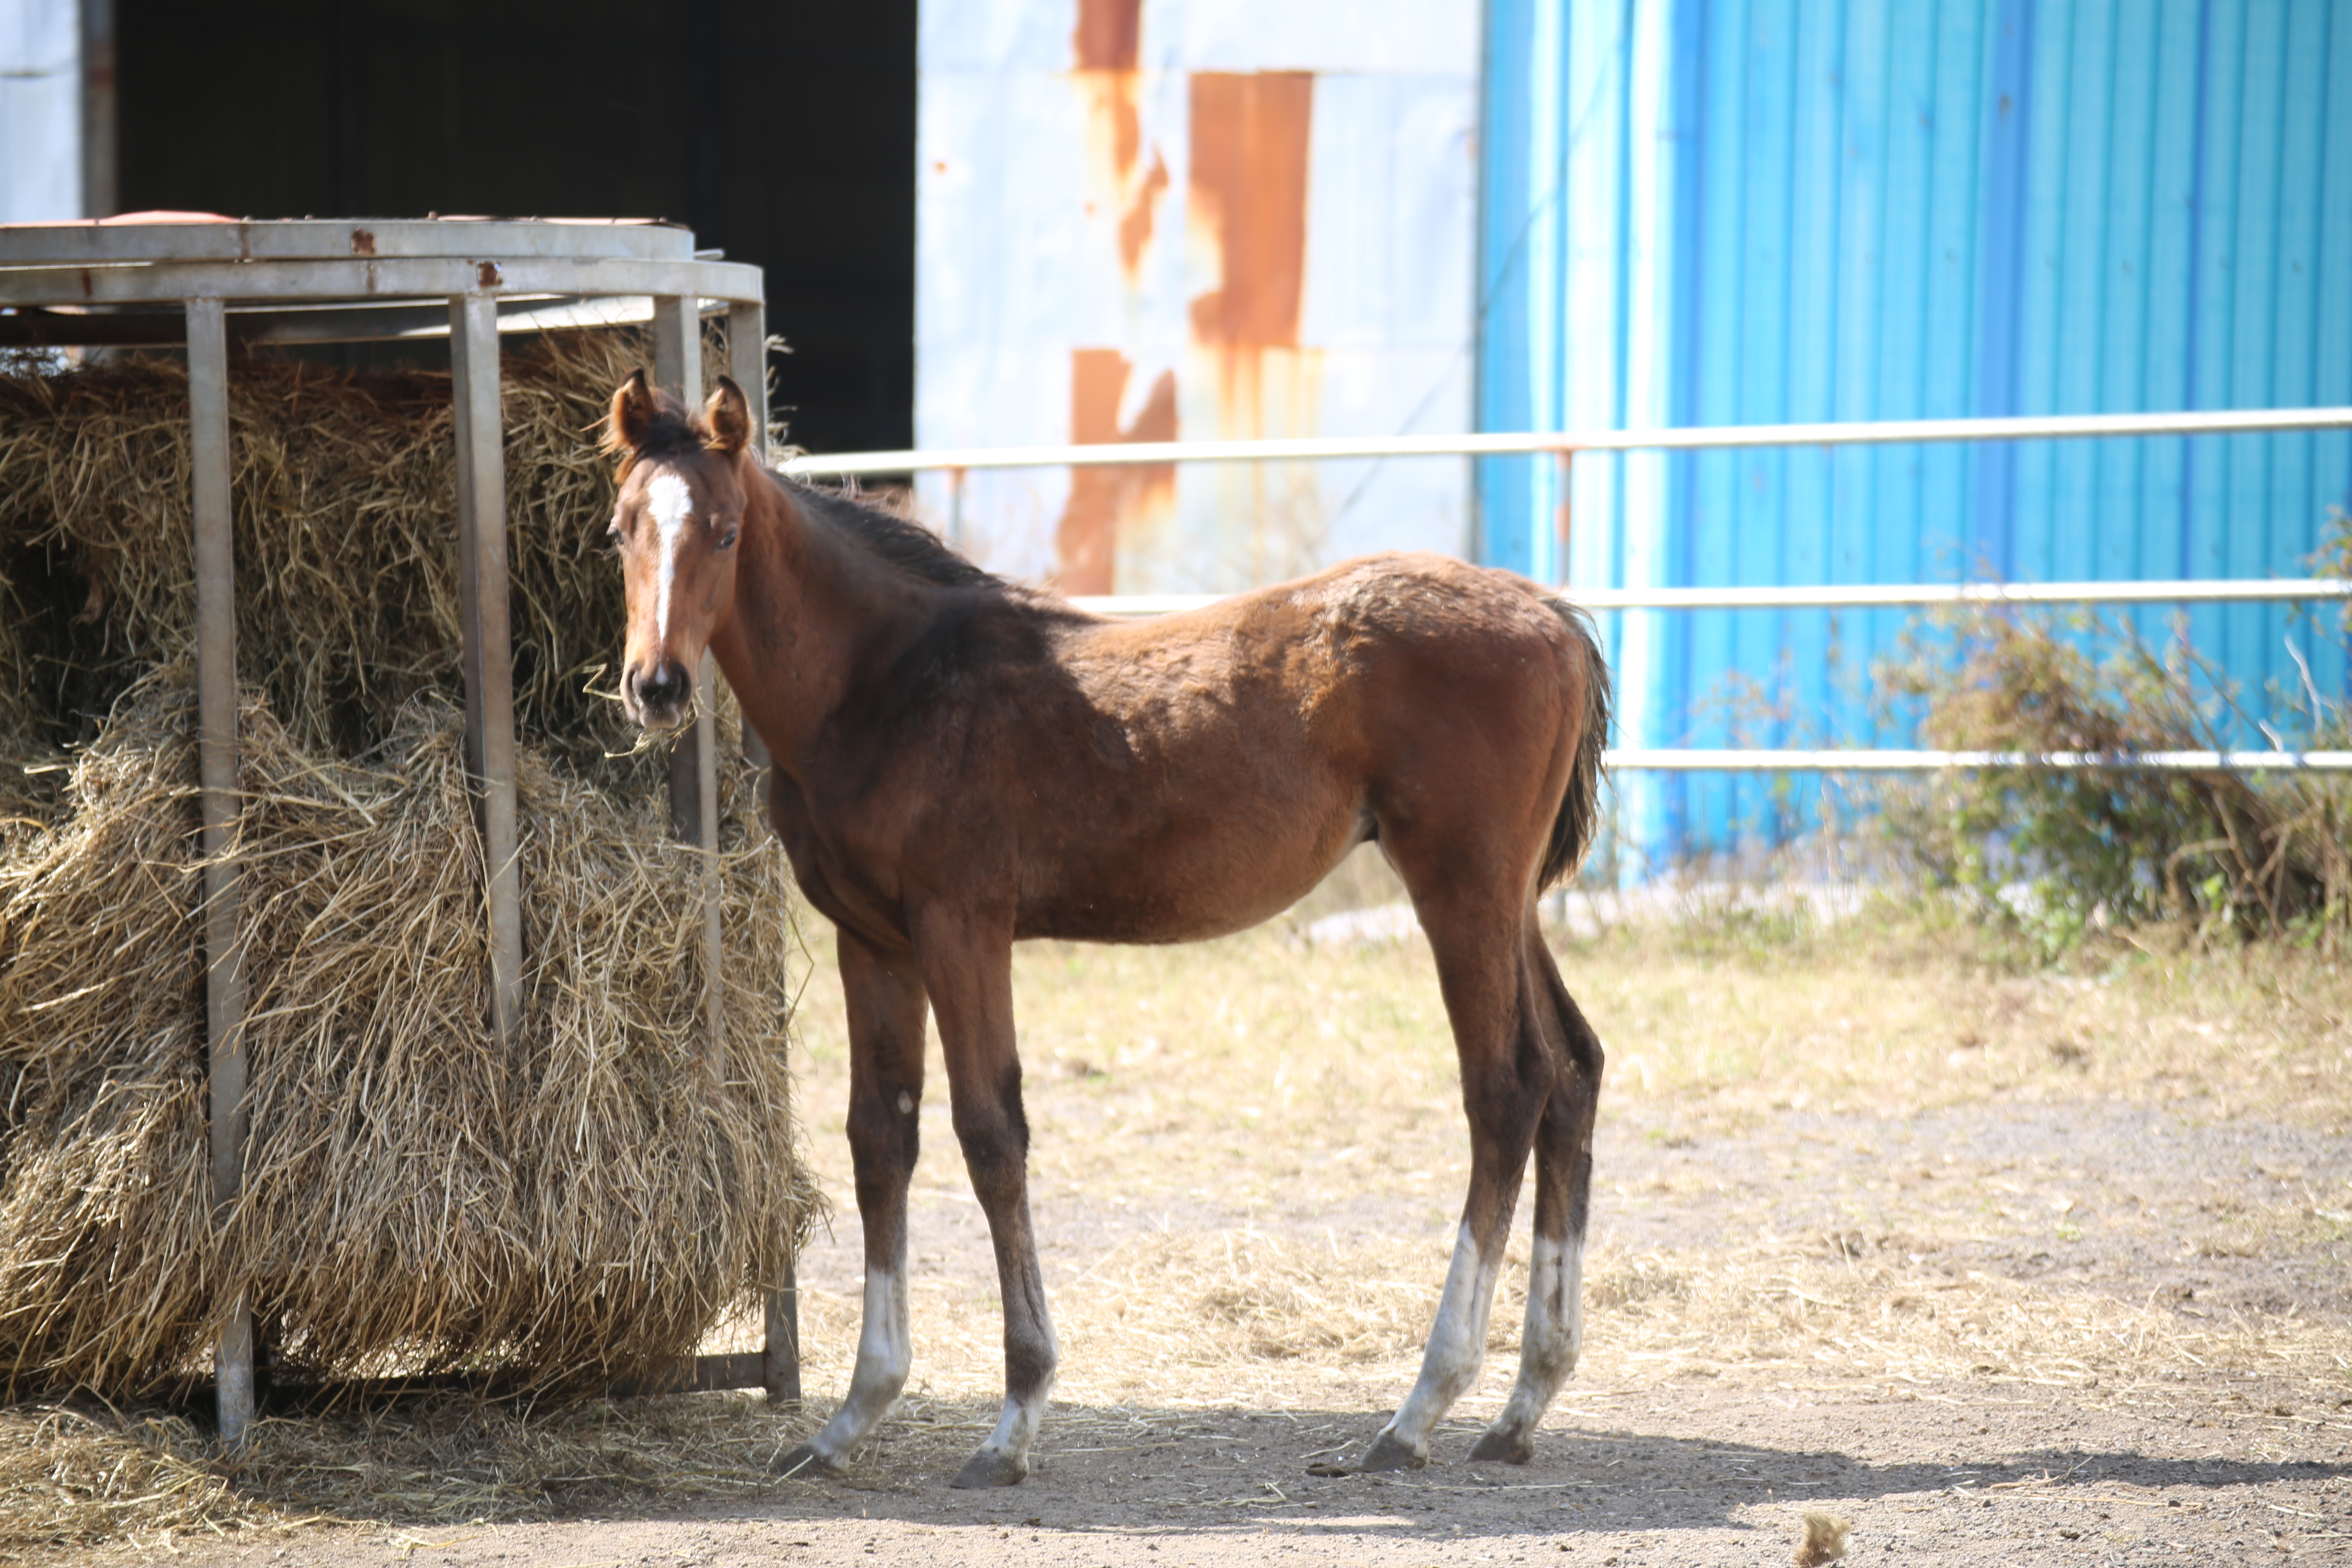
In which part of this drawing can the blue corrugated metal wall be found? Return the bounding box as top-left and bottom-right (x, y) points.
(1478, 0), (2352, 863)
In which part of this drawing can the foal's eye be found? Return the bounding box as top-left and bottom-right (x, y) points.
(716, 527), (739, 550)
(605, 523), (623, 550)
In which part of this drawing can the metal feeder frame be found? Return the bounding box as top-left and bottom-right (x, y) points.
(0, 218), (797, 1443)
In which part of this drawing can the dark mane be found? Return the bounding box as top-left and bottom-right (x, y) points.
(773, 474), (1007, 591)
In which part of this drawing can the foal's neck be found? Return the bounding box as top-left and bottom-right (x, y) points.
(708, 466), (935, 772)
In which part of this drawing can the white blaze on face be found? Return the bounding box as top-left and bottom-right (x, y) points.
(645, 471), (695, 644)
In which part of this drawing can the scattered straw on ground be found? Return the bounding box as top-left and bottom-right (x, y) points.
(1793, 1509), (1850, 1566)
(0, 674), (815, 1399)
(780, 1228), (2352, 1419)
(0, 1389), (822, 1559)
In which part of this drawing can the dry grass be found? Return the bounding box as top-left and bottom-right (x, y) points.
(782, 869), (2352, 1238)
(1793, 1509), (1850, 1566)
(0, 1389), (818, 1558)
(775, 888), (2352, 1412)
(9, 1219), (2344, 1557)
(780, 1226), (2352, 1418)
(9, 889), (2352, 1555)
(0, 673), (814, 1400)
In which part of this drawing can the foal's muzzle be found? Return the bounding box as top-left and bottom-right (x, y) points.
(626, 659), (693, 729)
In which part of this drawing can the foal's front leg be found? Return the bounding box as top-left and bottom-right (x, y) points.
(775, 927), (928, 1478)
(912, 902), (1056, 1488)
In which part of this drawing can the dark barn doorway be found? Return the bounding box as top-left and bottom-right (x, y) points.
(115, 0), (915, 456)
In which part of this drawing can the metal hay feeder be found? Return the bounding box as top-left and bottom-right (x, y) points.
(0, 215), (796, 1443)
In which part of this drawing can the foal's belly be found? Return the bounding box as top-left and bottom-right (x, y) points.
(1013, 805), (1369, 945)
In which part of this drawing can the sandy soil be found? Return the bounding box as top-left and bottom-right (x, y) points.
(45, 906), (2352, 1566)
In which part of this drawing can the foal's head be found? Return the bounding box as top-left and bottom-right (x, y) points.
(603, 370), (755, 731)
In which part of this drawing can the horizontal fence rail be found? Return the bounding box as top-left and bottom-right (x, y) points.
(782, 407), (2352, 775)
(1605, 748), (2352, 772)
(1071, 579), (2352, 617)
(778, 405), (2352, 478)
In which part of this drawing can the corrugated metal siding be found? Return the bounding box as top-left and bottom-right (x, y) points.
(1479, 0), (2352, 862)
(916, 0), (1480, 591)
(1, 0), (82, 224)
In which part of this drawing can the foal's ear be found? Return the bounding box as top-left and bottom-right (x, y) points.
(704, 376), (752, 457)
(602, 369), (657, 462)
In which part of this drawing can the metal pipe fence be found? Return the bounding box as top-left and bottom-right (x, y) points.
(778, 404), (2352, 476)
(780, 403), (2352, 774)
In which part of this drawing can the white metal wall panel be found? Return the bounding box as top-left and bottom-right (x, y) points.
(0, 0), (80, 225)
(914, 0), (1478, 594)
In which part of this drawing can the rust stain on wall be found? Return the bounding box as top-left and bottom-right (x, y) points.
(1074, 0), (1141, 175)
(1056, 347), (1178, 594)
(1119, 151), (1169, 273)
(1075, 0), (1167, 282)
(1073, 0), (1140, 71)
(1186, 71), (1314, 350)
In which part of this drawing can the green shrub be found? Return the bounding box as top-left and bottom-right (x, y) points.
(1873, 607), (2352, 953)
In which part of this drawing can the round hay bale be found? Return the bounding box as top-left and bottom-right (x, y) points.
(0, 674), (813, 1397)
(0, 333), (816, 1399)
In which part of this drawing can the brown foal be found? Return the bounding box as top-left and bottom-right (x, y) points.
(603, 373), (1612, 1488)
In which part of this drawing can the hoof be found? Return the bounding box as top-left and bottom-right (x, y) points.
(1467, 1428), (1533, 1465)
(949, 1448), (1029, 1489)
(1357, 1430), (1427, 1472)
(772, 1442), (839, 1479)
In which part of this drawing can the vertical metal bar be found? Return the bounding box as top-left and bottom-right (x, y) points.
(692, 654), (723, 1069)
(726, 298), (797, 1405)
(763, 1268), (802, 1405)
(188, 297), (252, 1448)
(1553, 448), (1575, 588)
(652, 294), (700, 416)
(947, 466), (966, 549)
(728, 301), (773, 780)
(727, 299), (767, 463)
(79, 0), (118, 220)
(449, 293), (523, 1042)
(655, 293), (708, 843)
(652, 296), (724, 1080)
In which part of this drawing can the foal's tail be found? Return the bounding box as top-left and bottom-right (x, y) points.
(1537, 597), (1613, 892)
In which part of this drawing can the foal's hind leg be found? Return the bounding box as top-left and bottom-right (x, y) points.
(1359, 892), (1555, 1472)
(1469, 924), (1602, 1463)
(912, 902), (1058, 1489)
(775, 928), (928, 1478)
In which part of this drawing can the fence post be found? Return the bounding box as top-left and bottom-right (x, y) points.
(450, 292), (524, 1043)
(724, 298), (802, 1405)
(187, 296), (252, 1448)
(1553, 448), (1575, 579)
(652, 296), (725, 1084)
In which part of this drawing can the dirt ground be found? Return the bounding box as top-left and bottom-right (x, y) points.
(21, 878), (2352, 1565)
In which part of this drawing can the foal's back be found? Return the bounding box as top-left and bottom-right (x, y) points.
(933, 551), (1591, 944)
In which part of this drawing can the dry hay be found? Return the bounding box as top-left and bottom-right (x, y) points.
(0, 329), (684, 781)
(7, 1221), (2347, 1553)
(0, 672), (816, 1400)
(782, 1228), (2352, 1417)
(0, 327), (820, 1408)
(0, 1389), (817, 1559)
(1793, 1510), (1851, 1566)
